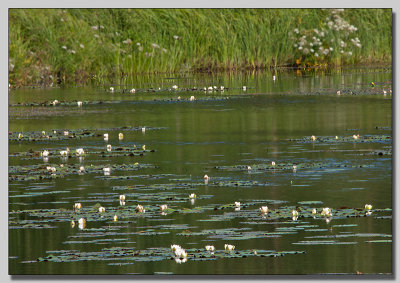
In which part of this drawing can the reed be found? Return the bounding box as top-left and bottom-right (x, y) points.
(9, 8), (392, 86)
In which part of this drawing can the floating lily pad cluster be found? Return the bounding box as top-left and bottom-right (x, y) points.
(215, 161), (373, 172)
(9, 146), (155, 160)
(9, 126), (166, 142)
(289, 134), (392, 144)
(9, 95), (231, 108)
(290, 86), (392, 96)
(198, 206), (392, 223)
(32, 246), (305, 265)
(9, 163), (156, 182)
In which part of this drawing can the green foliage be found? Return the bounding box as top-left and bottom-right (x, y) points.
(9, 8), (392, 85)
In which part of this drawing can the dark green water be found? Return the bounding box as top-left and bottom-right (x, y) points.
(9, 67), (392, 275)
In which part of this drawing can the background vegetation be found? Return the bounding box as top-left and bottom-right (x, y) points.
(9, 8), (392, 86)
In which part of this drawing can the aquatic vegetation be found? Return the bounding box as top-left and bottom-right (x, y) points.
(289, 134), (392, 144)
(215, 160), (374, 173)
(8, 126), (167, 142)
(9, 163), (156, 182)
(31, 246), (307, 266)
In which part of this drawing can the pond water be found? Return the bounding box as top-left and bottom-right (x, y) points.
(8, 67), (392, 275)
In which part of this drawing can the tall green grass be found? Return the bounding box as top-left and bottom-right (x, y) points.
(9, 8), (392, 86)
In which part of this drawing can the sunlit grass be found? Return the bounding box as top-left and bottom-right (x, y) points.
(9, 8), (392, 86)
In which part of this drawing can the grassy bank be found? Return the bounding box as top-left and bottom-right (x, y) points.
(9, 8), (392, 86)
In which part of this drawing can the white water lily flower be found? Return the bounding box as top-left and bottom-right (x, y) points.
(76, 148), (85, 156)
(171, 244), (181, 252)
(120, 200), (126, 206)
(130, 88), (136, 93)
(78, 218), (86, 229)
(42, 150), (49, 157)
(103, 167), (110, 173)
(77, 101), (82, 107)
(64, 131), (69, 136)
(74, 203), (82, 210)
(46, 166), (56, 172)
(224, 244), (235, 251)
(60, 148), (70, 156)
(208, 86), (213, 91)
(242, 86), (247, 91)
(235, 202), (241, 208)
(205, 245), (215, 251)
(321, 207), (332, 217)
(71, 220), (75, 228)
(292, 165), (297, 172)
(107, 144), (112, 152)
(99, 206), (105, 213)
(365, 204), (373, 210)
(113, 215), (118, 221)
(220, 86), (224, 91)
(142, 127), (146, 133)
(271, 161), (276, 166)
(79, 166), (85, 171)
(292, 210), (299, 217)
(104, 133), (109, 140)
(110, 87), (114, 92)
(135, 204), (145, 213)
(119, 195), (126, 201)
(311, 135), (316, 141)
(312, 208), (317, 214)
(142, 145), (146, 150)
(203, 174), (210, 180)
(174, 247), (187, 258)
(292, 216), (298, 221)
(160, 204), (168, 211)
(175, 249), (187, 259)
(260, 206), (269, 214)
(189, 96), (195, 101)
(172, 85), (178, 90)
(247, 166), (252, 170)
(175, 257), (187, 264)
(273, 75), (276, 81)
(325, 217), (331, 223)
(118, 133), (124, 140)
(52, 100), (59, 106)
(189, 193), (197, 199)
